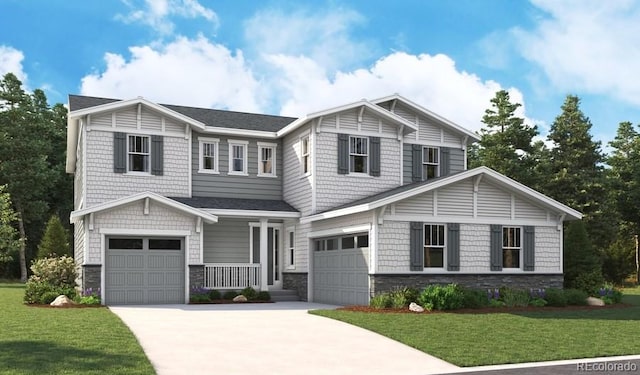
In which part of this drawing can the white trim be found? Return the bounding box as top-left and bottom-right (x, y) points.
(300, 132), (311, 177)
(315, 127), (403, 139)
(349, 135), (369, 174)
(202, 209), (300, 219)
(99, 228), (192, 236)
(201, 127), (277, 139)
(502, 225), (523, 269)
(84, 125), (185, 138)
(184, 235), (190, 303)
(310, 126), (317, 213)
(188, 128), (192, 197)
(384, 214), (557, 227)
(126, 134), (151, 174)
(228, 139), (249, 176)
(307, 224), (372, 239)
(198, 137), (220, 174)
(423, 223), (446, 270)
(370, 211), (378, 273)
(372, 271), (564, 275)
(81, 122), (87, 209)
(286, 226), (295, 270)
(257, 142), (277, 177)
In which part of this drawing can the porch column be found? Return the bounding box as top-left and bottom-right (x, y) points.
(259, 218), (268, 291)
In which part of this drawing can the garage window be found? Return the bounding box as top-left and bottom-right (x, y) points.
(315, 233), (369, 251)
(109, 238), (143, 250)
(149, 239), (183, 250)
(109, 238), (183, 251)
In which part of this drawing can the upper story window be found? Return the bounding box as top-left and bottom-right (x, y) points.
(258, 142), (277, 177)
(128, 135), (150, 173)
(198, 137), (219, 174)
(502, 227), (521, 268)
(424, 224), (445, 268)
(422, 146), (439, 179)
(287, 228), (295, 269)
(228, 140), (248, 176)
(349, 136), (368, 173)
(301, 135), (310, 175)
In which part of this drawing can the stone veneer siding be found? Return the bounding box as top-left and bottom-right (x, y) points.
(189, 265), (205, 289)
(283, 272), (308, 301)
(370, 274), (564, 296)
(82, 265), (101, 292)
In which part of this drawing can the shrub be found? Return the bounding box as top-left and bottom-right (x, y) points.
(24, 280), (76, 304)
(23, 256), (78, 304)
(370, 294), (392, 309)
(544, 288), (568, 307)
(418, 284), (465, 311)
(529, 298), (547, 307)
(460, 287), (489, 309)
(564, 288), (588, 305)
(241, 287), (258, 300)
(388, 287), (419, 308)
(501, 288), (530, 307)
(37, 215), (72, 258)
(572, 270), (605, 296)
(256, 291), (271, 301)
(598, 284), (623, 305)
(76, 287), (101, 305)
(602, 237), (636, 284)
(222, 290), (239, 300)
(189, 286), (210, 303)
(488, 299), (506, 308)
(563, 221), (604, 294)
(208, 289), (221, 300)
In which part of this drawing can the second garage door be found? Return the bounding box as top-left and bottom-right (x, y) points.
(105, 237), (185, 305)
(312, 233), (370, 306)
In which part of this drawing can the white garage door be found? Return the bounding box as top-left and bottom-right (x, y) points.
(313, 233), (370, 306)
(105, 237), (185, 305)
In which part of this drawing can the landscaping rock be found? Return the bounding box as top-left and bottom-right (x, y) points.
(50, 295), (75, 307)
(586, 297), (605, 306)
(409, 302), (424, 312)
(233, 295), (248, 302)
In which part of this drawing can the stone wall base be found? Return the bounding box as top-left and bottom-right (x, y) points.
(189, 265), (205, 297)
(283, 272), (308, 301)
(82, 265), (101, 292)
(370, 274), (564, 296)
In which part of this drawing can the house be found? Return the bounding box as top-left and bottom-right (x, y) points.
(65, 93), (581, 305)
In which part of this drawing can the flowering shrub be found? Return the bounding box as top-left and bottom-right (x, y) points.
(24, 256), (78, 304)
(77, 287), (101, 305)
(190, 286), (211, 303)
(529, 288), (547, 307)
(418, 284), (465, 311)
(598, 285), (623, 305)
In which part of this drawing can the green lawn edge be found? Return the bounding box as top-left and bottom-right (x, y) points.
(0, 283), (155, 375)
(310, 286), (640, 367)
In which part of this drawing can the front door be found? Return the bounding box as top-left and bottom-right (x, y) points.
(251, 226), (282, 289)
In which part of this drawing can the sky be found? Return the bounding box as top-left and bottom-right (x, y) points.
(1, 0), (639, 152)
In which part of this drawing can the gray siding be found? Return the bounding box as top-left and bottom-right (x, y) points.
(191, 133), (283, 199)
(74, 127), (85, 209)
(282, 125), (313, 215)
(402, 144), (465, 184)
(477, 180), (512, 218)
(202, 219), (250, 263)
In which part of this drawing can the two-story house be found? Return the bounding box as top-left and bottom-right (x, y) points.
(66, 94), (581, 305)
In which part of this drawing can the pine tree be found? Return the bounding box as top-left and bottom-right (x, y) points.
(563, 220), (604, 293)
(37, 215), (71, 259)
(0, 185), (20, 267)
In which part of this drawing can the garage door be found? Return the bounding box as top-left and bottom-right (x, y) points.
(313, 233), (370, 306)
(105, 237), (185, 305)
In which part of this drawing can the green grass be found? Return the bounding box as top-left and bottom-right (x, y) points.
(311, 286), (640, 367)
(0, 283), (154, 375)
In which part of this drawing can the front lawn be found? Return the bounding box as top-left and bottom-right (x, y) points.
(0, 283), (154, 375)
(310, 286), (640, 367)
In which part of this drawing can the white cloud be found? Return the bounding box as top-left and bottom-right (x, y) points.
(116, 0), (218, 35)
(513, 0), (640, 105)
(80, 36), (263, 112)
(0, 45), (28, 83)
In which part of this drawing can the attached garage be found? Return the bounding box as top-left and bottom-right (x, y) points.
(105, 237), (185, 305)
(312, 233), (370, 306)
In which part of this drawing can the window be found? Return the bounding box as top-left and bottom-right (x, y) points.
(503, 227), (521, 268)
(258, 142), (277, 177)
(422, 147), (439, 179)
(349, 136), (368, 173)
(287, 229), (295, 268)
(301, 135), (310, 174)
(424, 224), (445, 268)
(148, 239), (183, 250)
(128, 135), (150, 173)
(198, 137), (219, 174)
(109, 238), (143, 250)
(314, 233), (369, 251)
(228, 140), (248, 175)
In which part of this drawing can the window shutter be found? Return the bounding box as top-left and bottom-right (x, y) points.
(411, 144), (422, 182)
(113, 132), (126, 173)
(337, 133), (349, 174)
(370, 136), (380, 177)
(490, 224), (503, 271)
(410, 222), (424, 271)
(447, 223), (460, 271)
(523, 226), (535, 271)
(440, 147), (451, 176)
(151, 135), (164, 176)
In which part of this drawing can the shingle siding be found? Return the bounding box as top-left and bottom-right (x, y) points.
(282, 125), (313, 215)
(402, 144), (465, 184)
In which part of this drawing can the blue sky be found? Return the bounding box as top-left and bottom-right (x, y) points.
(1, 0), (639, 151)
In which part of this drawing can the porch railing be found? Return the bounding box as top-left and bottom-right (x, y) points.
(204, 263), (260, 289)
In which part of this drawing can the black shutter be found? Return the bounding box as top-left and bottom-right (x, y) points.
(410, 222), (424, 271)
(113, 132), (127, 173)
(337, 133), (349, 174)
(440, 147), (450, 177)
(370, 136), (380, 177)
(447, 223), (460, 271)
(411, 144), (422, 182)
(523, 226), (535, 271)
(490, 224), (503, 271)
(151, 135), (164, 176)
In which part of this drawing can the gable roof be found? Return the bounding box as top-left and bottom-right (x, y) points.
(371, 94), (480, 143)
(69, 191), (218, 224)
(300, 166), (582, 223)
(170, 196), (299, 217)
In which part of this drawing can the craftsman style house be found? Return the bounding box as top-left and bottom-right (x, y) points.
(66, 94), (581, 305)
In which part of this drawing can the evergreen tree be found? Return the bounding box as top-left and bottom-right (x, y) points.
(37, 215), (71, 259)
(471, 90), (539, 186)
(0, 185), (20, 269)
(563, 220), (604, 293)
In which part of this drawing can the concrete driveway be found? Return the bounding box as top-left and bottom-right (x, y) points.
(110, 302), (459, 375)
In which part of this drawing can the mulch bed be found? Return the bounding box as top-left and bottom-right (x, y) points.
(338, 304), (632, 314)
(26, 303), (105, 308)
(189, 299), (273, 304)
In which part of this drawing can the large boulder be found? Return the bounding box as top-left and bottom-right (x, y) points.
(233, 295), (248, 302)
(50, 295), (75, 307)
(586, 297), (605, 306)
(409, 302), (424, 312)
